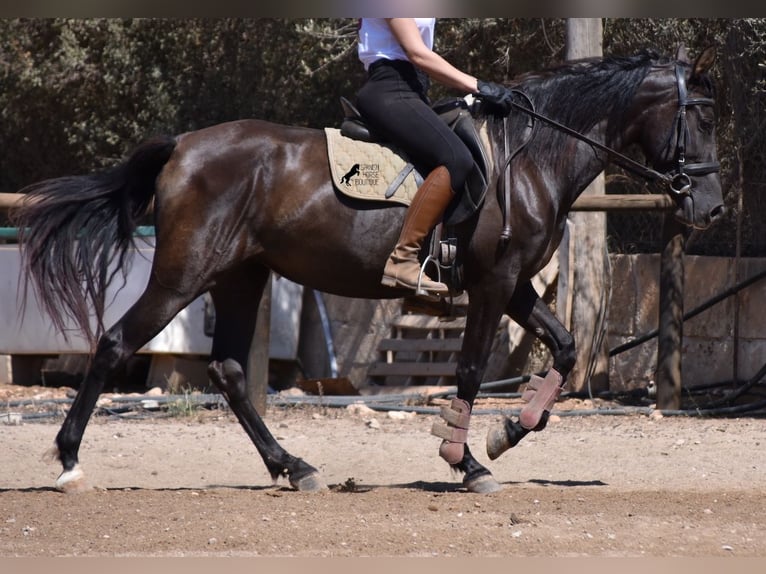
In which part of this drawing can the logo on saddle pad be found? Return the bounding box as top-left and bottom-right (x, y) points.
(340, 162), (379, 187)
(324, 128), (421, 206)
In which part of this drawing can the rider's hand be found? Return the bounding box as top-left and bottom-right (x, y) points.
(476, 80), (512, 116)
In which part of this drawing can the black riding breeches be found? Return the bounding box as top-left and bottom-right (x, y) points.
(355, 59), (473, 193)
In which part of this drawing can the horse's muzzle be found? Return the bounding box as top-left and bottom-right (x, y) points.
(676, 193), (725, 230)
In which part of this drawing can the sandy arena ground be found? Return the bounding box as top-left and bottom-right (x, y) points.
(1, 383), (765, 558)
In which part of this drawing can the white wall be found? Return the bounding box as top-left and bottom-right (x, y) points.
(0, 243), (302, 359)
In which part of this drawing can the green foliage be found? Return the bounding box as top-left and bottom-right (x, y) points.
(0, 18), (363, 191)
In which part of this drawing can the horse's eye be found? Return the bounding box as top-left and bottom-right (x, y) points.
(698, 120), (715, 134)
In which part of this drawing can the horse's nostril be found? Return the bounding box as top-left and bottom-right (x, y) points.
(710, 204), (726, 221)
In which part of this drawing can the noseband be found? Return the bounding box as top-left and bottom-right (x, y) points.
(501, 62), (720, 200)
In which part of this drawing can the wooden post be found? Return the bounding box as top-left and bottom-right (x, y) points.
(247, 276), (272, 416)
(656, 216), (687, 410)
(565, 18), (609, 394)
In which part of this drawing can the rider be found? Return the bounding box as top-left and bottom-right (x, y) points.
(355, 18), (512, 295)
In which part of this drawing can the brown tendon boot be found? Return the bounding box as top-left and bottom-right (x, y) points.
(380, 166), (454, 295)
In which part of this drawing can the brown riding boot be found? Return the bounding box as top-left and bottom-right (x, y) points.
(381, 166), (454, 295)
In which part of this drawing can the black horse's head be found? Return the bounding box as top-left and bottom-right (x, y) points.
(483, 45), (725, 233)
(636, 45), (724, 230)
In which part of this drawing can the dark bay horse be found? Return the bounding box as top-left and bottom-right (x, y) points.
(12, 46), (724, 493)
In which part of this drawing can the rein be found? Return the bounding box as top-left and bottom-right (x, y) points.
(498, 63), (719, 201)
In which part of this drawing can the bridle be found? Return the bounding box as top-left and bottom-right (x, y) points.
(662, 63), (720, 196)
(498, 62), (720, 200)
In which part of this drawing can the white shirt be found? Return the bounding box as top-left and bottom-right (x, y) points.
(358, 18), (436, 71)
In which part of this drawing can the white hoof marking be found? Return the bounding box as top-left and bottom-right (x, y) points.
(55, 465), (90, 493)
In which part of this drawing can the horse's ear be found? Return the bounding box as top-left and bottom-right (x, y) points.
(676, 44), (690, 64)
(692, 46), (716, 77)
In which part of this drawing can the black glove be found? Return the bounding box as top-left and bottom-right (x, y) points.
(476, 80), (512, 116)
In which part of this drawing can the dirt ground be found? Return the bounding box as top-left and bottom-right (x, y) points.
(1, 382), (765, 558)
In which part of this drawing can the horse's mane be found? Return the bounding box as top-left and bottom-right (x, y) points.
(488, 50), (678, 158)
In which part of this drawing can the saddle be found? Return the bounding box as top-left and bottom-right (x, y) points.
(337, 96), (491, 227)
(326, 97), (493, 301)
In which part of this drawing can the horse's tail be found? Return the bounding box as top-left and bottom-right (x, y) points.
(11, 135), (177, 348)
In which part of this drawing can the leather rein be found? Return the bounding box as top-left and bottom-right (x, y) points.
(495, 63), (720, 240)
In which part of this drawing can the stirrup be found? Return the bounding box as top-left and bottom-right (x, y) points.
(416, 255), (445, 297)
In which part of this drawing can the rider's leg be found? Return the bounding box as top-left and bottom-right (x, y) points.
(380, 166), (454, 294)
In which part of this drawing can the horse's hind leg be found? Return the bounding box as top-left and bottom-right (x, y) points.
(207, 360), (324, 491)
(207, 265), (325, 491)
(486, 280), (575, 460)
(51, 282), (201, 492)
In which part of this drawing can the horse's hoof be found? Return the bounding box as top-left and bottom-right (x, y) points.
(290, 472), (327, 492)
(464, 473), (503, 494)
(486, 423), (512, 461)
(55, 465), (91, 494)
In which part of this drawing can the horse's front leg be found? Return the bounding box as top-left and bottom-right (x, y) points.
(432, 282), (511, 493)
(486, 280), (575, 460)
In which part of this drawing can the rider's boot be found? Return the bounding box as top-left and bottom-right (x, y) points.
(380, 166), (453, 295)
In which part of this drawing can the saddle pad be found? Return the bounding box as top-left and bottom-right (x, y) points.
(324, 128), (421, 206)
